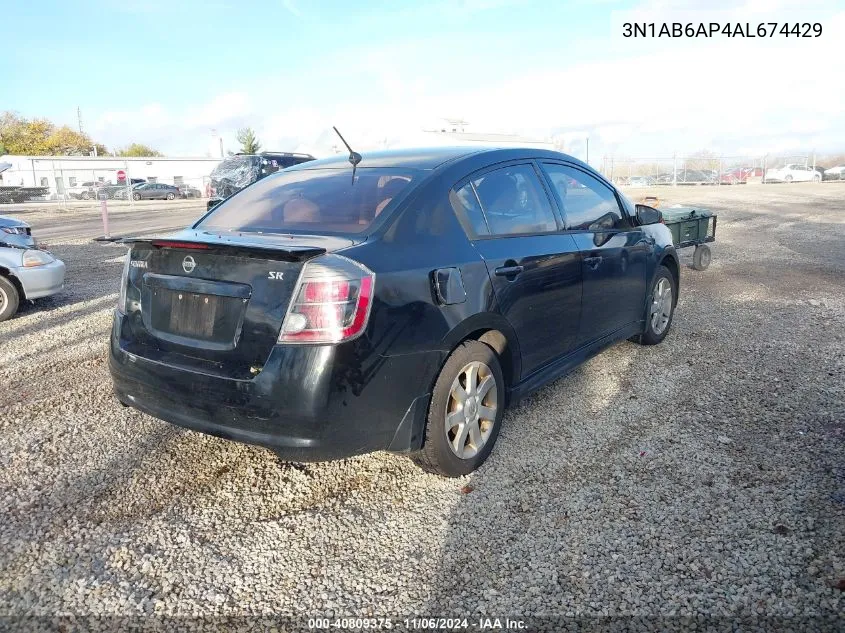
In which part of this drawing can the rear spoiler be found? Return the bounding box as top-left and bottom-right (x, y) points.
(118, 237), (327, 262)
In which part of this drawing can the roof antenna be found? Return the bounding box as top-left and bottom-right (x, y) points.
(333, 126), (362, 185)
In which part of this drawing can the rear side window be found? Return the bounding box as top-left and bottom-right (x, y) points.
(196, 168), (417, 235)
(542, 163), (625, 231)
(471, 164), (557, 236)
(449, 183), (490, 237)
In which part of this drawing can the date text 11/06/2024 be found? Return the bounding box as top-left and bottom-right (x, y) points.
(622, 22), (822, 38)
(308, 617), (526, 630)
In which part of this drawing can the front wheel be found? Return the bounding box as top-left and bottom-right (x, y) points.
(636, 265), (676, 346)
(166, 192), (175, 200)
(785, 175), (793, 183)
(0, 275), (20, 322)
(411, 340), (505, 477)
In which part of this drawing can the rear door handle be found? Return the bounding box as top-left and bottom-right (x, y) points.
(583, 256), (602, 269)
(494, 265), (524, 278)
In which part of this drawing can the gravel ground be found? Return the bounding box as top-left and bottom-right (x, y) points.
(1, 184), (843, 631)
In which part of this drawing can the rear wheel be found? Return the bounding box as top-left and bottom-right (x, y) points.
(412, 340), (505, 477)
(81, 191), (91, 200)
(785, 175), (793, 183)
(132, 193), (141, 201)
(636, 265), (676, 346)
(0, 275), (20, 322)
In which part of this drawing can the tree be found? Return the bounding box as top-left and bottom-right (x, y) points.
(237, 127), (261, 154)
(0, 114), (53, 155)
(43, 126), (97, 156)
(116, 143), (163, 157)
(0, 110), (107, 156)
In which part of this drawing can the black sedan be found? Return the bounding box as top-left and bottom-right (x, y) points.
(110, 147), (679, 476)
(131, 183), (181, 201)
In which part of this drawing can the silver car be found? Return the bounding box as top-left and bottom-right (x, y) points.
(0, 215), (36, 248)
(0, 218), (65, 322)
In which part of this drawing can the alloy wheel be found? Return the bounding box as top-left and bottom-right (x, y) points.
(650, 278), (673, 335)
(445, 361), (498, 459)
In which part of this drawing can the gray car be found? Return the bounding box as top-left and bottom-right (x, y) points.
(0, 217), (66, 322)
(131, 183), (181, 201)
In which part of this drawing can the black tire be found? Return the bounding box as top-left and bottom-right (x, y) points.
(411, 340), (505, 477)
(636, 265), (676, 346)
(692, 244), (711, 271)
(0, 275), (21, 322)
(81, 191), (91, 200)
(132, 193), (141, 201)
(166, 192), (175, 200)
(785, 175), (793, 183)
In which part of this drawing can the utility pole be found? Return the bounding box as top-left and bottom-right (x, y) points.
(77, 107), (84, 135)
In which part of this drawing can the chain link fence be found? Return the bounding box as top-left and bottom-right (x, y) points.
(0, 158), (216, 209)
(599, 152), (843, 187)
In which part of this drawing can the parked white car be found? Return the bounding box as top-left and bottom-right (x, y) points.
(66, 181), (99, 200)
(764, 164), (821, 183)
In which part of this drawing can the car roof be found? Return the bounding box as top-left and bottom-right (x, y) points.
(287, 147), (486, 171)
(286, 146), (589, 172)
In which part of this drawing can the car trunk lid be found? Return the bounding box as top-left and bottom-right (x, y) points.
(118, 230), (356, 378)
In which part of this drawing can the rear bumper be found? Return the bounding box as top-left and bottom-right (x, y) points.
(108, 311), (442, 461)
(17, 259), (66, 299)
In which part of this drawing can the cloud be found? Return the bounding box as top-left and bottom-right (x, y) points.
(194, 92), (251, 128)
(87, 3), (845, 160)
(281, 0), (302, 17)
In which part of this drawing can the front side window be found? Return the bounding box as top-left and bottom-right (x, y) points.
(470, 164), (557, 236)
(196, 168), (418, 235)
(542, 163), (625, 231)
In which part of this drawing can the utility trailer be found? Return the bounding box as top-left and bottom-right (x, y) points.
(660, 205), (717, 271)
(0, 186), (50, 204)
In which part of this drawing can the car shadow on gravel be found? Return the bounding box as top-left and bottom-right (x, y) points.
(420, 286), (845, 620)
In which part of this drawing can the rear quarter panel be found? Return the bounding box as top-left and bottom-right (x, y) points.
(348, 173), (501, 360)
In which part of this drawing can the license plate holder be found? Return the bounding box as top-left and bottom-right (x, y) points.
(166, 291), (219, 338)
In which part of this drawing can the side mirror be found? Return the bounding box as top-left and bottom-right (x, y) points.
(636, 204), (662, 225)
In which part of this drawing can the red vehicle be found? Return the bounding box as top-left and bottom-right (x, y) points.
(719, 167), (755, 185)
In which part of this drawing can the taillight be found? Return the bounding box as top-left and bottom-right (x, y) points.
(117, 248), (131, 312)
(279, 254), (375, 344)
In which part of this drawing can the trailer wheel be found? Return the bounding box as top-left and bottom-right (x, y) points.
(693, 244), (711, 271)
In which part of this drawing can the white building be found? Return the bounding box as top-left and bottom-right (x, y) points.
(0, 155), (223, 198)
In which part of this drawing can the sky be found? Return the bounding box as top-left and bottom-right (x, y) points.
(3, 0), (844, 163)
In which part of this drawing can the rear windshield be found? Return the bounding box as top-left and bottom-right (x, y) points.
(211, 156), (256, 175)
(196, 168), (418, 235)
